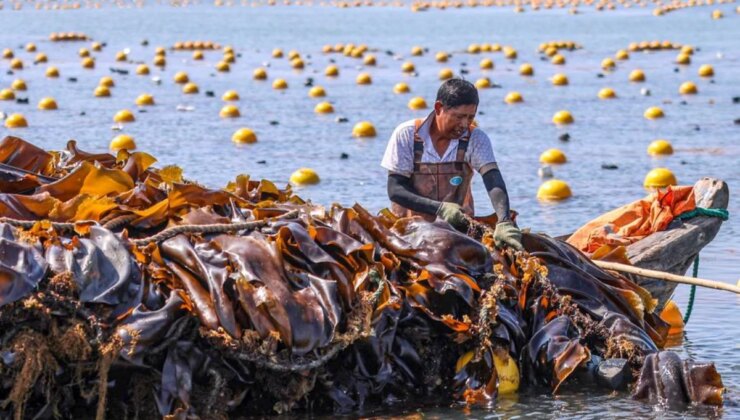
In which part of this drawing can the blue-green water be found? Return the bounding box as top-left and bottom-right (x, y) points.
(0, 4), (738, 418)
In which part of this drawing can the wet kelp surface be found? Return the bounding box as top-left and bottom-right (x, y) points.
(0, 136), (724, 419)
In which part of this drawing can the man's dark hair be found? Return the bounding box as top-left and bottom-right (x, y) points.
(436, 78), (479, 108)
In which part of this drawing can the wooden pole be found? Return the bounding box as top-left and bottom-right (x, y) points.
(593, 260), (740, 295)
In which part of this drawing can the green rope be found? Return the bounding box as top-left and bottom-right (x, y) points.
(673, 206), (728, 325)
(683, 255), (699, 324)
(676, 207), (729, 221)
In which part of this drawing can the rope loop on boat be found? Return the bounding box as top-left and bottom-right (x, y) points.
(683, 255), (699, 324)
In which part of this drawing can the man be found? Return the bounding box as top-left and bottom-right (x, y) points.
(381, 78), (523, 251)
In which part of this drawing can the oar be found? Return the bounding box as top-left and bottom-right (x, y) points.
(593, 260), (740, 295)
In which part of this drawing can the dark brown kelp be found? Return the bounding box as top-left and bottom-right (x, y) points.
(0, 136), (724, 419)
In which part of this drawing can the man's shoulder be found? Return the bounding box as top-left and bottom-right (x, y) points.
(469, 126), (491, 143)
(391, 119), (418, 139)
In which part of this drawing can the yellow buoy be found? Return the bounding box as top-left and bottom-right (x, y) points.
(408, 96), (427, 110)
(182, 82), (199, 94)
(475, 78), (491, 89)
(81, 57), (95, 69)
(110, 134), (136, 151)
(363, 54), (377, 66)
(272, 78), (288, 89)
(544, 46), (558, 57)
(401, 62), (415, 73)
(5, 113), (28, 128)
(615, 49), (629, 60)
(325, 65), (339, 77)
(37, 97), (58, 110)
(629, 69), (646, 82)
(223, 53), (235, 63)
(435, 51), (449, 62)
(467, 43), (481, 54)
(537, 179), (572, 200)
(253, 67), (268, 80)
(551, 54), (565, 65)
(480, 58), (494, 70)
(113, 109), (136, 123)
(94, 85), (111, 97)
(219, 104), (241, 118)
(272, 48), (284, 58)
(115, 51), (127, 62)
(135, 93), (155, 106)
(551, 73), (568, 86)
(78, 47), (90, 57)
(503, 47), (517, 59)
(290, 168), (320, 186)
(393, 82), (410, 94)
(647, 139), (674, 156)
(99, 76), (115, 87)
(136, 64), (150, 75)
(11, 79), (27, 91)
(675, 53), (691, 65)
(314, 101), (334, 113)
(659, 300), (685, 335)
(492, 349), (520, 395)
(601, 57), (616, 70)
(192, 50), (204, 60)
(222, 90), (240, 101)
(504, 91), (523, 104)
(598, 87), (616, 99)
(10, 59), (23, 70)
(352, 121), (377, 137)
(232, 128), (257, 144)
(438, 68), (454, 80)
(288, 50), (300, 60)
(411, 46), (424, 56)
(711, 9), (723, 19)
(644, 106), (665, 120)
(539, 148), (567, 164)
(308, 86), (326, 97)
(34, 53), (48, 63)
(519, 63), (534, 76)
(0, 89), (15, 101)
(153, 55), (166, 67)
(644, 167), (677, 188)
(91, 42), (103, 52)
(291, 58), (305, 69)
(552, 110), (574, 125)
(679, 81), (698, 95)
(2, 48), (13, 59)
(173, 71), (189, 84)
(216, 61), (231, 72)
(698, 64), (714, 78)
(25, 43), (37, 52)
(356, 72), (372, 85)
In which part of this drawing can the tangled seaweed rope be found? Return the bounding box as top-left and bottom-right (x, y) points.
(675, 207), (729, 324)
(0, 209), (300, 244)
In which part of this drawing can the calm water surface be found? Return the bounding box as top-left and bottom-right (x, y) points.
(1, 4), (738, 418)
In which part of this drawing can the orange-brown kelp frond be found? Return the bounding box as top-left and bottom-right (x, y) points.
(0, 137), (723, 418)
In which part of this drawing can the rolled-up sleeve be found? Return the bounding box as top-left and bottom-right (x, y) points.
(468, 129), (497, 173)
(380, 124), (414, 177)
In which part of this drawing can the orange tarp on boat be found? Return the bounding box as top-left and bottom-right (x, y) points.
(567, 186), (696, 253)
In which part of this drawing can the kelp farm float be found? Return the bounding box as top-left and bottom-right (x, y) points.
(0, 136), (731, 419)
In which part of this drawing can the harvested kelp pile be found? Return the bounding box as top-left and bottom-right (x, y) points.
(0, 136), (724, 419)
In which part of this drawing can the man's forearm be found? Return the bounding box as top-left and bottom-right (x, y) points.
(387, 174), (441, 215)
(482, 168), (511, 222)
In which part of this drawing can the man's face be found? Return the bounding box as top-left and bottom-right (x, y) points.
(434, 102), (477, 139)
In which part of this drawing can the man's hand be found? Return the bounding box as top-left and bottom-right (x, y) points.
(494, 221), (524, 251)
(436, 202), (468, 230)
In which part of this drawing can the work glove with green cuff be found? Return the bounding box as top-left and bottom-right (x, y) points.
(436, 202), (468, 230)
(494, 221), (524, 251)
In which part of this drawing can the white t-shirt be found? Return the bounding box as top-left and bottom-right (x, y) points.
(380, 116), (497, 177)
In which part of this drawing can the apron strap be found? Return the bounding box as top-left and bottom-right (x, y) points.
(454, 125), (474, 169)
(412, 118), (425, 171)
